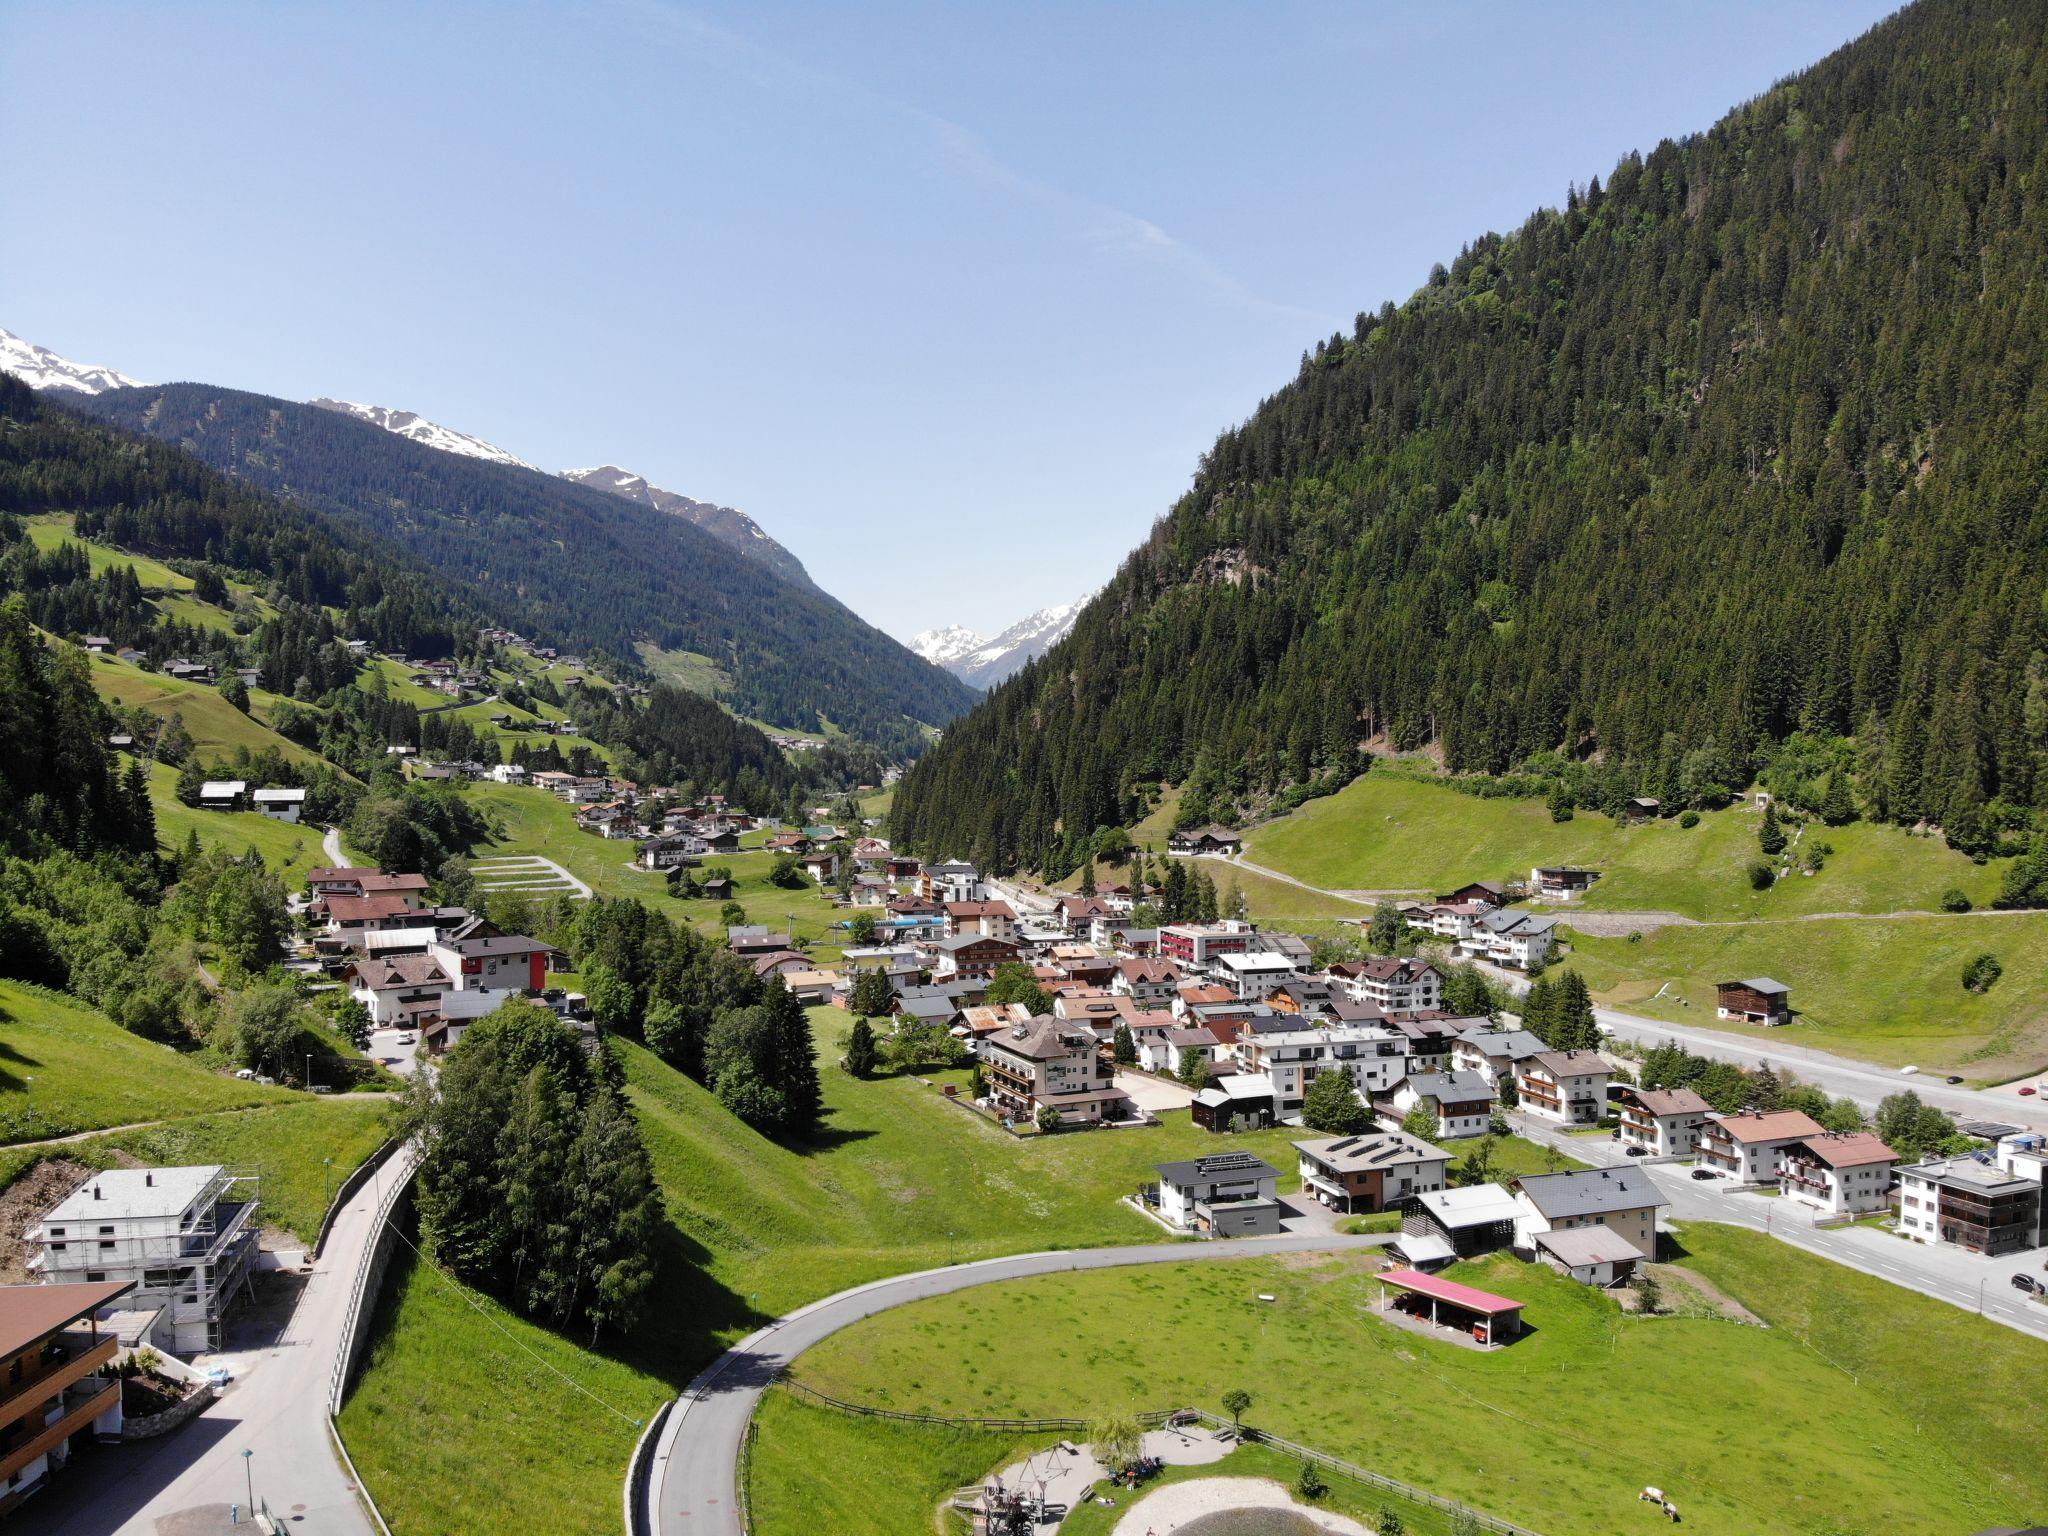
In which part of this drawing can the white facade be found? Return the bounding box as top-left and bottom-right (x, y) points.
(30, 1168), (259, 1354)
(1516, 1052), (1610, 1126)
(251, 787), (305, 823)
(1235, 1026), (1408, 1112)
(1215, 951), (1297, 1001)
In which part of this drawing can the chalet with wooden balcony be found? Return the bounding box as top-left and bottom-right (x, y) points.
(1613, 1085), (1712, 1157)
(1779, 1132), (1900, 1217)
(0, 1280), (132, 1516)
(1516, 1050), (1611, 1126)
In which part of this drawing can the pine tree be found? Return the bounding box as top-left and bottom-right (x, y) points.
(1758, 800), (1787, 857)
(843, 1016), (878, 1078)
(1112, 1022), (1136, 1065)
(1520, 975), (1556, 1045)
(1819, 769), (1857, 825)
(1550, 970), (1598, 1052)
(763, 978), (821, 1137)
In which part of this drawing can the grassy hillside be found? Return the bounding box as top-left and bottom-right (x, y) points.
(88, 650), (322, 764)
(343, 1009), (1318, 1534)
(145, 760), (325, 881)
(1247, 772), (2006, 918)
(0, 979), (282, 1144)
(783, 1228), (2048, 1536)
(1568, 914), (2048, 1080)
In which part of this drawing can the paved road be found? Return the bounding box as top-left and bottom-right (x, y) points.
(1509, 1113), (2048, 1340)
(16, 1143), (418, 1536)
(649, 1234), (1390, 1536)
(321, 825), (350, 869)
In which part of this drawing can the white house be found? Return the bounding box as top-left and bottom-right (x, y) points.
(1516, 1050), (1611, 1126)
(251, 787), (306, 823)
(1695, 1110), (1826, 1185)
(29, 1167), (260, 1354)
(1467, 909), (1556, 970)
(1385, 1071), (1493, 1139)
(1613, 1085), (1712, 1156)
(1778, 1132), (1900, 1216)
(1153, 1152), (1281, 1237)
(488, 762), (530, 785)
(1341, 957), (1443, 1013)
(1215, 951), (1297, 1002)
(1510, 1167), (1665, 1261)
(1452, 1028), (1548, 1090)
(1234, 1025), (1408, 1114)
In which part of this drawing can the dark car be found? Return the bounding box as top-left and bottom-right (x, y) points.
(2012, 1273), (2041, 1295)
(1625, 1145), (1649, 1157)
(1945, 1075), (1964, 1085)
(1690, 1168), (1718, 1181)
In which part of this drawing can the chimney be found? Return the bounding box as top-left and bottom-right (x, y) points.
(146, 1172), (154, 1187)
(93, 1185), (102, 1199)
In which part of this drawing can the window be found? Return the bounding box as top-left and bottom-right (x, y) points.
(86, 1271), (105, 1283)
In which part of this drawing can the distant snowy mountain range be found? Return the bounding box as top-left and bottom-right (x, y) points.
(2, 326), (814, 594)
(911, 597), (1088, 689)
(0, 327), (145, 395)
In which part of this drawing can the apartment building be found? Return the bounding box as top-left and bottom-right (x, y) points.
(1235, 1025), (1408, 1113)
(1695, 1110), (1826, 1185)
(1158, 920), (1258, 969)
(1779, 1133), (1900, 1217)
(1452, 1028), (1548, 1089)
(1383, 1071), (1493, 1139)
(1340, 957), (1444, 1013)
(1510, 1167), (1666, 1260)
(1897, 1156), (2043, 1256)
(1154, 1153), (1281, 1236)
(1516, 1051), (1611, 1126)
(30, 1168), (259, 1354)
(1613, 1085), (1712, 1156)
(981, 1016), (1131, 1125)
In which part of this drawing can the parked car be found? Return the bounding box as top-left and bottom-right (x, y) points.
(397, 1033), (416, 1045)
(1945, 1075), (1964, 1084)
(2022, 1086), (2039, 1097)
(1625, 1145), (1648, 1157)
(1690, 1168), (1718, 1181)
(309, 1084), (334, 1094)
(1898, 1064), (1919, 1075)
(2012, 1274), (2041, 1295)
(233, 1068), (256, 1080)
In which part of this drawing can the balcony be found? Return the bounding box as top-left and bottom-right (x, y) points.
(0, 1378), (118, 1483)
(0, 1330), (116, 1435)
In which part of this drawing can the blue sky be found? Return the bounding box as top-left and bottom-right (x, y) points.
(4, 1), (1896, 642)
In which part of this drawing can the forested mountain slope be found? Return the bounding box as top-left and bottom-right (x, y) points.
(894, 0), (2048, 873)
(74, 385), (973, 756)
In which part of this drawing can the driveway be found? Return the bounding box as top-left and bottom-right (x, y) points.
(1276, 1191), (1344, 1235)
(649, 1233), (1394, 1536)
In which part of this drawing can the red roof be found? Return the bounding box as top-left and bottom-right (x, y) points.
(1378, 1267), (1523, 1316)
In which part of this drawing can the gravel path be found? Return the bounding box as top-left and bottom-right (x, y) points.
(1111, 1476), (1372, 1535)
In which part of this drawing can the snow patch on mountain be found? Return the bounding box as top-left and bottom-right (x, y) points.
(308, 397), (538, 470)
(559, 465), (814, 589)
(913, 598), (1089, 688)
(0, 328), (147, 395)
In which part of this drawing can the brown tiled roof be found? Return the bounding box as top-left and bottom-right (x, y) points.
(0, 1281), (136, 1359)
(1710, 1110), (1826, 1144)
(327, 893), (426, 923)
(1790, 1131), (1899, 1169)
(1626, 1086), (1712, 1116)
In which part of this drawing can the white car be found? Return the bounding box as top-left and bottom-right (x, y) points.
(397, 1034), (416, 1046)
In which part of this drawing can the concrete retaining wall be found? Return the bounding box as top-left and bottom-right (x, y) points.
(121, 1383), (217, 1441)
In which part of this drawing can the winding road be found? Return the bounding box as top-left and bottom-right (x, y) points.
(647, 1234), (1390, 1536)
(322, 825), (350, 869)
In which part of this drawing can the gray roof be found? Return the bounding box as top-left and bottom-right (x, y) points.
(933, 931), (1019, 953)
(1402, 1071), (1492, 1103)
(1155, 1151), (1279, 1187)
(1461, 1029), (1547, 1059)
(1514, 1166), (1668, 1218)
(1294, 1131), (1449, 1172)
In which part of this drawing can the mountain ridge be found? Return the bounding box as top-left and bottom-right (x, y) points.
(892, 0), (2048, 872)
(910, 598), (1088, 689)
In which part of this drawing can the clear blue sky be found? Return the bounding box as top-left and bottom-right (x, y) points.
(4, 1), (1896, 642)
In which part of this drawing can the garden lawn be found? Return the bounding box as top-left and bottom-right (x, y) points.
(0, 979), (282, 1144)
(1246, 772), (2006, 918)
(1568, 913), (2048, 1079)
(786, 1231), (2048, 1536)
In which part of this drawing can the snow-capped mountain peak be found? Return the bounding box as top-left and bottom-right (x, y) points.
(0, 327), (146, 395)
(910, 624), (988, 667)
(308, 398), (537, 470)
(912, 597), (1089, 688)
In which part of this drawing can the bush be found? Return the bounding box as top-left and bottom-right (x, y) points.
(1747, 860), (1775, 891)
(1678, 810), (1700, 829)
(1296, 1460), (1327, 1500)
(1940, 886), (1973, 913)
(1962, 953), (2003, 994)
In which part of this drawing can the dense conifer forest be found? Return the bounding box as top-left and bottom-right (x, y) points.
(893, 0), (2048, 873)
(72, 384), (973, 756)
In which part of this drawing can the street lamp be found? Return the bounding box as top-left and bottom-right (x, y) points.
(242, 1448), (255, 1517)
